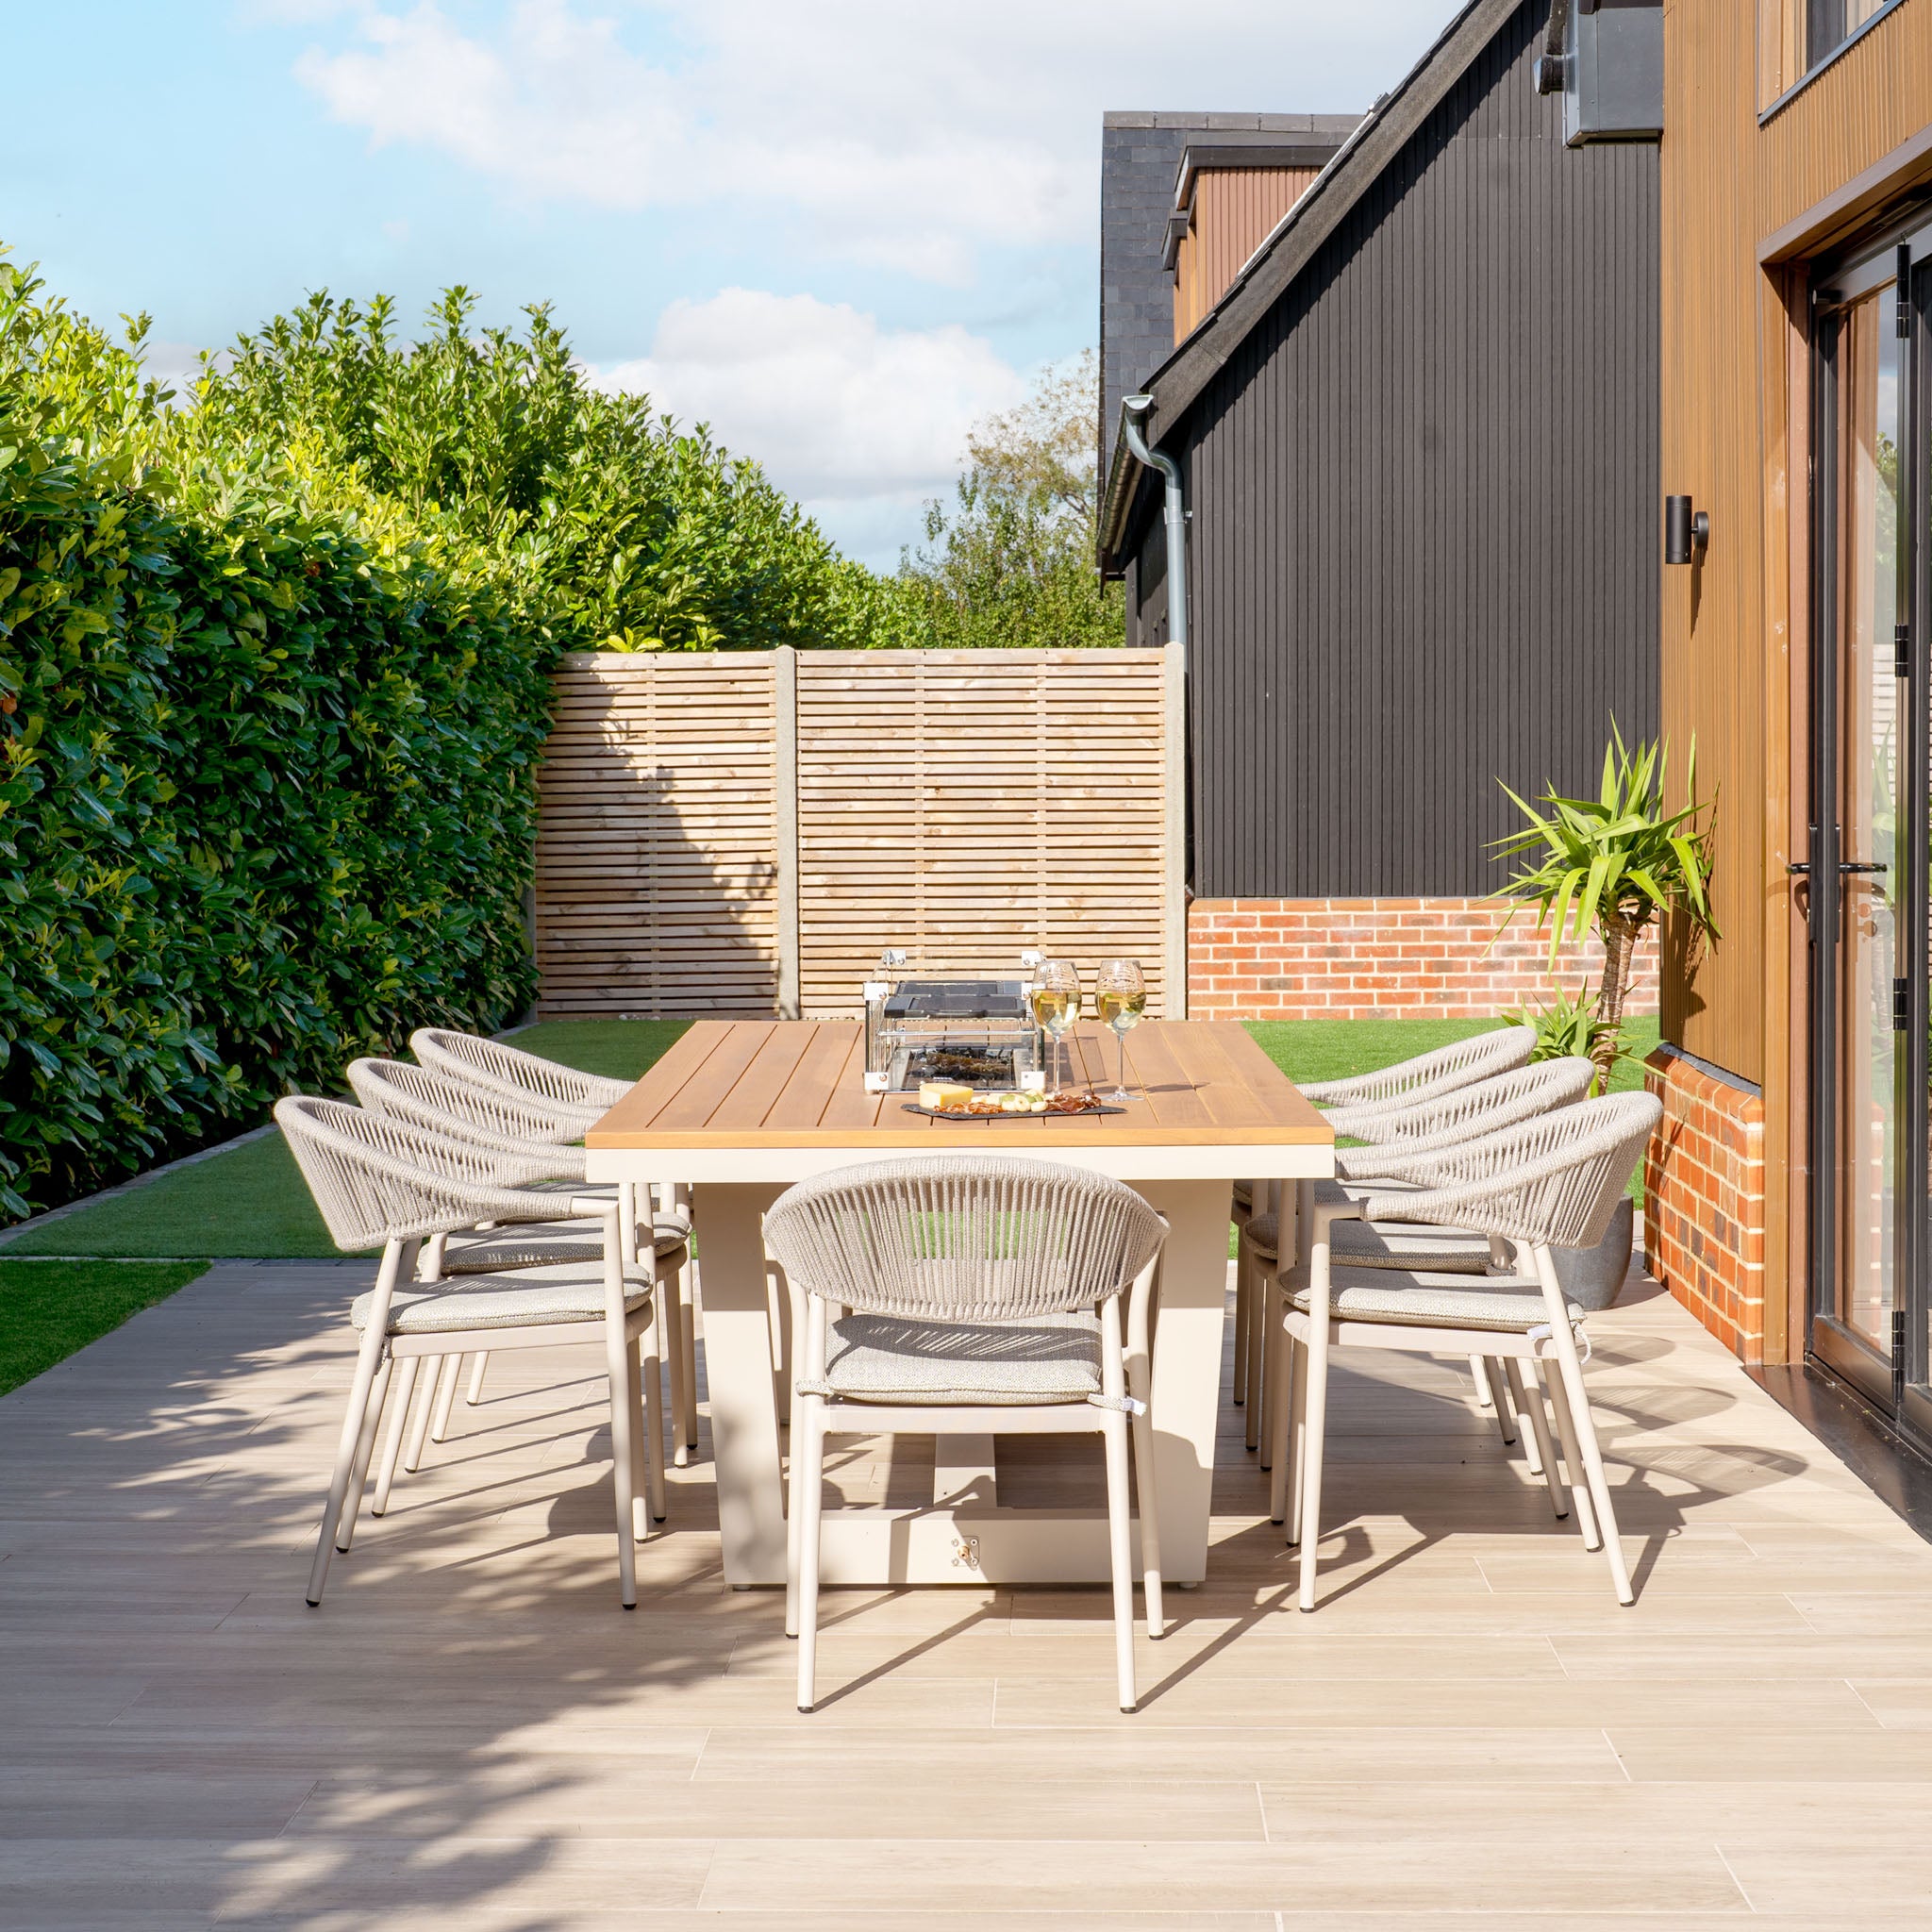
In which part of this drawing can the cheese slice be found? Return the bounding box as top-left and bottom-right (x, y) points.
(919, 1081), (973, 1110)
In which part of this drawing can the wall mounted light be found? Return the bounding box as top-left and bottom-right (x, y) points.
(1664, 494), (1708, 565)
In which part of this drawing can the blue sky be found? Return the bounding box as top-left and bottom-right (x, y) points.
(2, 1), (1447, 566)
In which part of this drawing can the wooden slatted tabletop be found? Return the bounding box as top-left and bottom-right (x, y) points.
(585, 1018), (1332, 1151)
(582, 1016), (1334, 1587)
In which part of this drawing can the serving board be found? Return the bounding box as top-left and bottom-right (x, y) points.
(900, 1101), (1128, 1123)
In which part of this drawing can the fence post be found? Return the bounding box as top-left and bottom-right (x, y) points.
(1163, 640), (1188, 1020)
(774, 645), (801, 1019)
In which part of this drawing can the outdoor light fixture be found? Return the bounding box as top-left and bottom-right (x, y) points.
(1664, 494), (1707, 565)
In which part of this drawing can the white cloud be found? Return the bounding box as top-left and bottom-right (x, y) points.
(294, 1), (684, 208)
(593, 288), (1025, 511)
(289, 0), (1451, 282)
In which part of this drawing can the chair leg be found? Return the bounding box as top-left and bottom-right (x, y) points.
(1286, 1331), (1309, 1546)
(1542, 1355), (1602, 1550)
(307, 1326), (388, 1607)
(1240, 1243), (1261, 1448)
(1296, 1269), (1332, 1613)
(1125, 1337), (1163, 1641)
(1268, 1319), (1295, 1524)
(402, 1355), (441, 1474)
(641, 1291), (668, 1524)
(1484, 1357), (1519, 1447)
(1102, 1410), (1138, 1711)
(1471, 1354), (1494, 1409)
(335, 1356), (392, 1555)
(605, 1319), (638, 1612)
(1504, 1357), (1564, 1516)
(1232, 1222), (1250, 1407)
(784, 1275), (807, 1639)
(795, 1397), (826, 1711)
(1548, 1331), (1633, 1605)
(465, 1351), (491, 1406)
(428, 1351), (461, 1444)
(1514, 1360), (1547, 1475)
(627, 1338), (650, 1542)
(664, 1264), (691, 1469)
(680, 1257), (698, 1453)
(372, 1356), (421, 1517)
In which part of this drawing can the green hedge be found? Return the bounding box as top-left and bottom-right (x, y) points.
(0, 299), (550, 1219)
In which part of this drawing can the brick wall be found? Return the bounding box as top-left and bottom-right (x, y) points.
(1642, 1044), (1766, 1362)
(1187, 897), (1661, 1021)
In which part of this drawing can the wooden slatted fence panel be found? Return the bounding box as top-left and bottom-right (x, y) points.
(536, 655), (780, 1017)
(795, 649), (1173, 1016)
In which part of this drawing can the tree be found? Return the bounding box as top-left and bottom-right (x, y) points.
(896, 350), (1123, 649)
(1493, 727), (1719, 1088)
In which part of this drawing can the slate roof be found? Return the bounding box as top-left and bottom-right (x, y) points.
(1098, 112), (1360, 486)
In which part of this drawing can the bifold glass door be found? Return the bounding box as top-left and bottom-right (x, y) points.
(1809, 232), (1931, 1434)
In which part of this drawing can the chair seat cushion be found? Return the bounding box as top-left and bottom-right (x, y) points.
(815, 1311), (1104, 1406)
(1231, 1179), (1254, 1209)
(354, 1272), (651, 1336)
(1245, 1207), (1486, 1276)
(442, 1220), (687, 1275)
(1330, 1222), (1491, 1274)
(1290, 1267), (1583, 1334)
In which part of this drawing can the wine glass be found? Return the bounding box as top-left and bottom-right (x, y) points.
(1030, 958), (1080, 1091)
(1095, 958), (1146, 1105)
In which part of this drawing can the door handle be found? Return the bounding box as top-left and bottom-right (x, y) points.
(1839, 860), (1889, 874)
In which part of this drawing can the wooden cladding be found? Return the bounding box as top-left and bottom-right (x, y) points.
(1174, 168), (1322, 342)
(536, 649), (1180, 1022)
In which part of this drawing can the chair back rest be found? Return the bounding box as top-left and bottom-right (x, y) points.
(347, 1057), (587, 1160)
(1319, 1024), (1536, 1115)
(410, 1028), (630, 1115)
(275, 1095), (581, 1252)
(1366, 1091), (1661, 1251)
(762, 1155), (1166, 1323)
(1362, 1056), (1595, 1151)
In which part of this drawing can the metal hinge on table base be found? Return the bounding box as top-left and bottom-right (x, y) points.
(1895, 978), (1911, 1032)
(1898, 623), (1912, 680)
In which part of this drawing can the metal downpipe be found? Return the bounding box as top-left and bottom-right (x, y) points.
(1120, 393), (1188, 674)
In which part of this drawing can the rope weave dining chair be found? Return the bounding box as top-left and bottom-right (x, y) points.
(762, 1154), (1168, 1714)
(1274, 1092), (1661, 1611)
(345, 1055), (693, 1466)
(409, 1028), (631, 1133)
(1300, 1024), (1536, 1124)
(1235, 1058), (1594, 1456)
(406, 1030), (701, 1466)
(276, 1095), (669, 1611)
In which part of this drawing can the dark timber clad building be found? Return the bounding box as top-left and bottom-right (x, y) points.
(1098, 0), (1663, 1020)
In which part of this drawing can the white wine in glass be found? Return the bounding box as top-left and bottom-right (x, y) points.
(1095, 958), (1146, 1104)
(1031, 958), (1080, 1091)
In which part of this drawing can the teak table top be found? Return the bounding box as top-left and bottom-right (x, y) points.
(585, 1018), (1332, 1152)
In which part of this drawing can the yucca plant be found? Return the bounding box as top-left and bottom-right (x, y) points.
(1508, 980), (1627, 1094)
(1493, 727), (1718, 1087)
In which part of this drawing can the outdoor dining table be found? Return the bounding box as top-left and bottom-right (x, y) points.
(584, 1017), (1333, 1588)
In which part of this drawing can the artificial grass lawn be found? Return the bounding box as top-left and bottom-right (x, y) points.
(0, 1260), (204, 1397)
(3, 1019), (697, 1262)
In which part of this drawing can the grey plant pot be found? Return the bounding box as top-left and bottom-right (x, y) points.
(1551, 1194), (1634, 1312)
